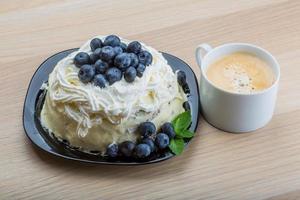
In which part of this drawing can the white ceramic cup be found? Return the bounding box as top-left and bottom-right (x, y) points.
(195, 43), (280, 132)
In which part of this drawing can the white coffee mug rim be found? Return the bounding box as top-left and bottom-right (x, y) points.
(198, 43), (280, 96)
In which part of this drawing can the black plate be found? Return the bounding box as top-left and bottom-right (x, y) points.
(23, 49), (200, 165)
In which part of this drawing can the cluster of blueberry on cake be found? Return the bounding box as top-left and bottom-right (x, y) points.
(107, 119), (177, 159)
(74, 35), (153, 87)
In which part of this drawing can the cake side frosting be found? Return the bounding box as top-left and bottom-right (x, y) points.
(40, 36), (187, 152)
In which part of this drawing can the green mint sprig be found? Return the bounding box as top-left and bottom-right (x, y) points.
(168, 111), (194, 155)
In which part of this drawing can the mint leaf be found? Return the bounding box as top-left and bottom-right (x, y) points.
(171, 111), (188, 125)
(169, 138), (185, 155)
(171, 114), (180, 126)
(176, 130), (194, 138)
(169, 111), (194, 155)
(172, 111), (191, 133)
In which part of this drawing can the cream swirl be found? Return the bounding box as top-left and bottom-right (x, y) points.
(46, 36), (185, 138)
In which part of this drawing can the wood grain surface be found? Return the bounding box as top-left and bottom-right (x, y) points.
(1, 0), (300, 199)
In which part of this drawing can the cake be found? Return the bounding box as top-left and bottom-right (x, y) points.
(40, 35), (188, 157)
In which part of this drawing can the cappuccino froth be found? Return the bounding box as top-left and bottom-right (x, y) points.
(206, 52), (275, 94)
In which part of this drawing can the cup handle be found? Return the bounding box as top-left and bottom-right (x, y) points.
(195, 43), (213, 69)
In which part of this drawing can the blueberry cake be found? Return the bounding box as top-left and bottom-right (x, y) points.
(40, 35), (189, 158)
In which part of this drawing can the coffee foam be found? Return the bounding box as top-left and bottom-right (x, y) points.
(206, 52), (275, 94)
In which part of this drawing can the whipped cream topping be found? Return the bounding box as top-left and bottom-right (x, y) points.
(46, 36), (186, 138)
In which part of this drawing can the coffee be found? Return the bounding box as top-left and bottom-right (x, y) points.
(206, 52), (275, 94)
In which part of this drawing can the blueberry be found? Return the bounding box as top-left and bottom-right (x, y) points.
(135, 144), (151, 158)
(119, 141), (135, 157)
(183, 101), (190, 111)
(161, 122), (176, 139)
(94, 48), (102, 56)
(94, 59), (109, 74)
(89, 53), (99, 64)
(106, 143), (118, 157)
(103, 35), (121, 47)
(124, 67), (137, 83)
(138, 122), (156, 137)
(138, 50), (153, 66)
(99, 46), (116, 62)
(74, 52), (90, 67)
(136, 64), (146, 78)
(106, 59), (114, 67)
(127, 41), (142, 54)
(78, 64), (95, 83)
(114, 53), (131, 71)
(114, 46), (123, 55)
(120, 42), (127, 51)
(142, 138), (155, 152)
(93, 74), (108, 88)
(177, 71), (187, 86)
(182, 83), (190, 94)
(105, 67), (122, 85)
(90, 38), (103, 51)
(155, 133), (170, 149)
(128, 53), (139, 67)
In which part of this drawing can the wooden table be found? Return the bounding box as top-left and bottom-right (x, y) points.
(1, 0), (300, 199)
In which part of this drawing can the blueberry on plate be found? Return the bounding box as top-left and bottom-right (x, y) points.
(155, 133), (170, 149)
(183, 101), (190, 111)
(105, 67), (122, 85)
(94, 59), (109, 74)
(135, 144), (151, 158)
(113, 46), (123, 55)
(78, 64), (95, 83)
(182, 83), (190, 94)
(177, 70), (187, 86)
(138, 50), (153, 66)
(119, 141), (135, 157)
(93, 74), (108, 88)
(90, 38), (103, 51)
(114, 53), (131, 71)
(89, 53), (99, 64)
(106, 143), (118, 158)
(161, 122), (176, 139)
(99, 46), (116, 62)
(128, 53), (139, 67)
(74, 52), (90, 67)
(103, 35), (121, 47)
(127, 41), (142, 54)
(136, 63), (146, 78)
(138, 122), (156, 138)
(120, 42), (127, 51)
(142, 138), (155, 152)
(124, 67), (137, 83)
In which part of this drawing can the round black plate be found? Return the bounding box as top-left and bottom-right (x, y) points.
(23, 49), (200, 165)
